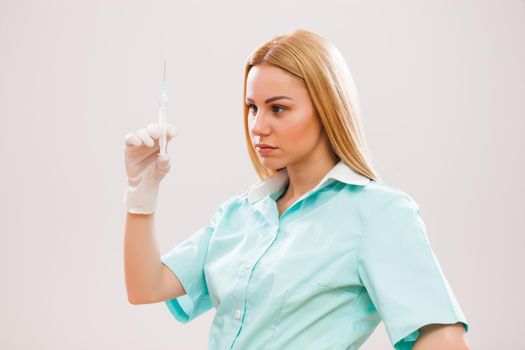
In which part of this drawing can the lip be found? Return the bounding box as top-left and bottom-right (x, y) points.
(255, 143), (277, 149)
(257, 147), (276, 155)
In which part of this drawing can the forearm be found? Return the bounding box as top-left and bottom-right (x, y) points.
(124, 212), (162, 304)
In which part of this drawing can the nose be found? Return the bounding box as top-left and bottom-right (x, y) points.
(249, 110), (271, 137)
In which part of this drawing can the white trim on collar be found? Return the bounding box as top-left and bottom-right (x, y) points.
(247, 160), (371, 204)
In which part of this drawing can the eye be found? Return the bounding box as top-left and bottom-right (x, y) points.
(248, 104), (257, 114)
(247, 104), (287, 116)
(272, 105), (287, 114)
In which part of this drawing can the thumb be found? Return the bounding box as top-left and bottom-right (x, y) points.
(157, 154), (171, 175)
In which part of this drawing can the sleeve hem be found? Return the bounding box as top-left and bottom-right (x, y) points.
(160, 258), (206, 323)
(392, 319), (469, 350)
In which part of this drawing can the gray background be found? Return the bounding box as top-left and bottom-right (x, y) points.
(1, 0), (523, 349)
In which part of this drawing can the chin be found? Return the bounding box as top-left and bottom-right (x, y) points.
(259, 157), (287, 171)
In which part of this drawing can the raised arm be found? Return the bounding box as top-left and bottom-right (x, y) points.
(124, 212), (186, 304)
(122, 123), (183, 304)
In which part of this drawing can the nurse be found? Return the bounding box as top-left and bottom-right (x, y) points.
(123, 29), (471, 350)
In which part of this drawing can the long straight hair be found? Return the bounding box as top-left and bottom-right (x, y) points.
(242, 29), (382, 183)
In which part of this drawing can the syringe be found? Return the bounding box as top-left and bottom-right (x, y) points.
(158, 59), (168, 157)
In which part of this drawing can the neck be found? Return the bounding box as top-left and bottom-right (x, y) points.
(283, 151), (338, 200)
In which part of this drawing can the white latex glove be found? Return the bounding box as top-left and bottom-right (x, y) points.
(123, 123), (178, 214)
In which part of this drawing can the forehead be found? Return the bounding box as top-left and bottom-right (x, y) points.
(246, 64), (305, 95)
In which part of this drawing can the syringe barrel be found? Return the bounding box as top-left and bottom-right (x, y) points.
(158, 108), (168, 126)
(158, 108), (168, 156)
(159, 95), (168, 110)
(159, 79), (168, 107)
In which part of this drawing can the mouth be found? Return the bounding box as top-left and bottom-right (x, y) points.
(255, 143), (277, 149)
(256, 146), (277, 155)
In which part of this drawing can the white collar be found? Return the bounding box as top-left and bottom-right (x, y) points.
(247, 160), (371, 204)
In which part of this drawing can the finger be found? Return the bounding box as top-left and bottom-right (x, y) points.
(146, 123), (162, 140)
(166, 125), (178, 141)
(124, 133), (141, 147)
(133, 148), (159, 170)
(137, 128), (155, 147)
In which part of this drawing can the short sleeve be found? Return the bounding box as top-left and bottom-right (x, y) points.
(160, 201), (226, 324)
(357, 193), (469, 350)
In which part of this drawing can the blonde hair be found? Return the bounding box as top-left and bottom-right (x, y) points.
(242, 28), (382, 183)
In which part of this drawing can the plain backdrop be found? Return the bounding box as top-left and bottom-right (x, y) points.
(1, 0), (524, 349)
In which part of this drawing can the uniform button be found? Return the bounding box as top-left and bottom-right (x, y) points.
(244, 260), (252, 269)
(235, 309), (242, 319)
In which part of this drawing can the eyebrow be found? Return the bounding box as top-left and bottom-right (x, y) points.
(246, 96), (293, 104)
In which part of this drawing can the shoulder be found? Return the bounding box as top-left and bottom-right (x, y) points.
(340, 180), (421, 220)
(355, 183), (429, 255)
(214, 191), (251, 218)
(216, 193), (245, 211)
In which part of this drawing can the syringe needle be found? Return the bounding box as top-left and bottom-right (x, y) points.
(159, 59), (168, 157)
(163, 59), (166, 83)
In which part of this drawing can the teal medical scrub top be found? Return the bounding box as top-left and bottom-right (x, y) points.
(160, 160), (469, 350)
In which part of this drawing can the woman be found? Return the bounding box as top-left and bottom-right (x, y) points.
(123, 29), (470, 350)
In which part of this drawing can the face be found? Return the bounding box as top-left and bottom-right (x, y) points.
(246, 64), (327, 170)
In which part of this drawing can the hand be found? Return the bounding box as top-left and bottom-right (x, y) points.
(123, 123), (178, 214)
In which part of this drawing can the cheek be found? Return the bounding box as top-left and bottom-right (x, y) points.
(281, 117), (320, 149)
